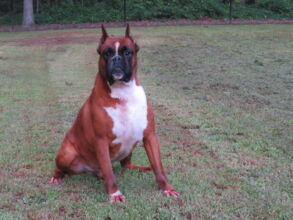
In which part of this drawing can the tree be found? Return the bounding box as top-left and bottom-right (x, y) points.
(22, 0), (34, 27)
(245, 0), (256, 4)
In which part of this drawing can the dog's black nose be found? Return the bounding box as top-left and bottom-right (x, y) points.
(112, 56), (121, 64)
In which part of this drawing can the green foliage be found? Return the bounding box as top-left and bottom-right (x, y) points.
(0, 0), (292, 25)
(35, 0), (229, 24)
(230, 0), (293, 20)
(0, 13), (22, 25)
(36, 1), (121, 24)
(256, 0), (293, 13)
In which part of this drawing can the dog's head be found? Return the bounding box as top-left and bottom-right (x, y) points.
(97, 24), (139, 85)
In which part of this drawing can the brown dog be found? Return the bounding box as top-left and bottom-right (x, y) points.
(50, 25), (179, 202)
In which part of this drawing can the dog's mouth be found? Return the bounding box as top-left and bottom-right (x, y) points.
(112, 68), (124, 80)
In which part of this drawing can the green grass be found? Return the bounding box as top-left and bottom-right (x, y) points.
(0, 25), (292, 219)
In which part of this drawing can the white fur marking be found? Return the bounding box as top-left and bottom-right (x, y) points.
(115, 41), (120, 56)
(110, 190), (122, 197)
(104, 80), (148, 161)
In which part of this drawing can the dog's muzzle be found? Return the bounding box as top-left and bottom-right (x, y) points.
(111, 55), (124, 80)
(112, 68), (124, 80)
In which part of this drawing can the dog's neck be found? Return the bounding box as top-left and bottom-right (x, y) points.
(92, 71), (141, 103)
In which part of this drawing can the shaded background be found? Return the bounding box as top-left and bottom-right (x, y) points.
(1, 0), (293, 26)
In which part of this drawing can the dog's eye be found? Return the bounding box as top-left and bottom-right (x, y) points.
(104, 51), (111, 57)
(124, 49), (132, 56)
(103, 49), (113, 58)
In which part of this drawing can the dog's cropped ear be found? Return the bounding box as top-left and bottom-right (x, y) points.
(125, 24), (139, 53)
(125, 23), (130, 38)
(100, 24), (108, 44)
(97, 24), (108, 54)
(134, 42), (140, 53)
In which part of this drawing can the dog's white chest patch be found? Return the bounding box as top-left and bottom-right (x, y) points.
(104, 80), (148, 161)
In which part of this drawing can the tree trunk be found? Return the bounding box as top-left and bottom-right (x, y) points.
(22, 0), (35, 27)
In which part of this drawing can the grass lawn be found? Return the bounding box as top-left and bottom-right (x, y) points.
(0, 24), (292, 219)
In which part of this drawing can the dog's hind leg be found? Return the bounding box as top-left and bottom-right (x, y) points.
(49, 138), (88, 184)
(120, 153), (152, 171)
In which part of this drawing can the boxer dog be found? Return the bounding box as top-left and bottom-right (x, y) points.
(50, 25), (179, 202)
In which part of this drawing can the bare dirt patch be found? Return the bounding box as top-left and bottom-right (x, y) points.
(14, 35), (98, 46)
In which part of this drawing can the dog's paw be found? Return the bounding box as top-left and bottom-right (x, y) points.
(49, 177), (61, 184)
(109, 190), (126, 203)
(163, 189), (180, 197)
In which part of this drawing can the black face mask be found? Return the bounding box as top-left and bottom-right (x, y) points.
(103, 46), (133, 85)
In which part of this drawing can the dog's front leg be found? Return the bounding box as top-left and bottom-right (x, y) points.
(143, 133), (180, 197)
(95, 139), (126, 203)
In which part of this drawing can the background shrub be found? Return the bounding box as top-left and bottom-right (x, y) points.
(0, 0), (292, 25)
